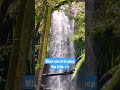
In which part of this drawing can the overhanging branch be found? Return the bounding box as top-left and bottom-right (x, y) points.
(43, 69), (74, 77)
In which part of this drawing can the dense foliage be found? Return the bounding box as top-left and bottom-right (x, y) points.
(93, 0), (120, 89)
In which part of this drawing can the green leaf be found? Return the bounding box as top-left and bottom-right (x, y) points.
(71, 53), (85, 80)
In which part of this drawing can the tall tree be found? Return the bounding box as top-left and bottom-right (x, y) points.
(13, 0), (34, 89)
(36, 2), (52, 90)
(85, 0), (96, 79)
(5, 0), (27, 89)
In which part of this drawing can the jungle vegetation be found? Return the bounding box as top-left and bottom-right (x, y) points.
(0, 0), (34, 90)
(0, 0), (120, 90)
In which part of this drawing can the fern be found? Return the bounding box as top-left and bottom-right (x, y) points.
(71, 53), (85, 80)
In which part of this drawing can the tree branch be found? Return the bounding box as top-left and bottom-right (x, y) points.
(43, 69), (74, 77)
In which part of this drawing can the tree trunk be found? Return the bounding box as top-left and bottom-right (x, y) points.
(36, 4), (52, 90)
(85, 0), (96, 76)
(5, 0), (27, 89)
(35, 0), (47, 87)
(13, 0), (34, 89)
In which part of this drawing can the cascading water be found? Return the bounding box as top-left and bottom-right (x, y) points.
(44, 4), (79, 90)
(49, 11), (75, 58)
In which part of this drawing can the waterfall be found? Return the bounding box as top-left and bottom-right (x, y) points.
(44, 5), (78, 90)
(49, 10), (75, 58)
